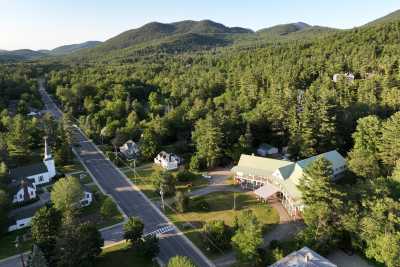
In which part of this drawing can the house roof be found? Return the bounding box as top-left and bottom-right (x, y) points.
(289, 150), (346, 183)
(232, 154), (293, 177)
(232, 150), (345, 202)
(8, 205), (41, 222)
(9, 162), (48, 179)
(269, 247), (337, 267)
(297, 150), (345, 170)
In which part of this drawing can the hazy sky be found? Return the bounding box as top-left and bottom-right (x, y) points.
(1, 0), (399, 50)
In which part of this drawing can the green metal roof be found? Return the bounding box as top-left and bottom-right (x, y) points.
(232, 150), (346, 202)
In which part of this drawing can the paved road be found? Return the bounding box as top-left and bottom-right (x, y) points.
(38, 82), (213, 266)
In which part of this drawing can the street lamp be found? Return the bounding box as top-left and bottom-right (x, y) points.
(15, 236), (26, 267)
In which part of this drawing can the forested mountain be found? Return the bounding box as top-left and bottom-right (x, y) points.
(69, 20), (253, 60)
(0, 41), (102, 62)
(93, 20), (252, 52)
(0, 49), (48, 62)
(257, 22), (311, 36)
(366, 9), (400, 26)
(47, 41), (102, 55)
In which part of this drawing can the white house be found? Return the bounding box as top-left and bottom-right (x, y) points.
(333, 72), (355, 83)
(119, 140), (140, 159)
(8, 205), (40, 232)
(154, 151), (180, 170)
(9, 137), (56, 186)
(257, 143), (279, 156)
(232, 150), (346, 217)
(12, 178), (37, 204)
(8, 187), (93, 232)
(269, 247), (337, 267)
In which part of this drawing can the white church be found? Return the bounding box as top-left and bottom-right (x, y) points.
(10, 137), (56, 203)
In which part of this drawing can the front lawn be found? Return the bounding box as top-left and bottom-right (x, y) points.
(79, 185), (124, 228)
(126, 164), (209, 200)
(58, 159), (85, 174)
(0, 229), (32, 260)
(166, 191), (280, 258)
(96, 242), (157, 267)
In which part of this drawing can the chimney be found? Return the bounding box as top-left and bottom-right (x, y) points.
(304, 252), (312, 262)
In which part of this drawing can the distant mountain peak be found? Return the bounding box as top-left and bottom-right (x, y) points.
(294, 22), (311, 29)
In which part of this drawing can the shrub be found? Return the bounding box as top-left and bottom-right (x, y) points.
(100, 197), (119, 218)
(193, 200), (210, 212)
(167, 256), (196, 267)
(175, 169), (196, 183)
(203, 220), (232, 252)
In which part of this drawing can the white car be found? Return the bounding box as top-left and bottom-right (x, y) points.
(202, 173), (212, 179)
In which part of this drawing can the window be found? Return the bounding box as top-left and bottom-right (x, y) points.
(38, 176), (44, 182)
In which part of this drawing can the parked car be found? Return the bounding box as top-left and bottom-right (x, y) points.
(202, 173), (212, 179)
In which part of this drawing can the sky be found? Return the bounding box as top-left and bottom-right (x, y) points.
(1, 0), (399, 50)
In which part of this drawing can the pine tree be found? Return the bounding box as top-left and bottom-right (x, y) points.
(380, 112), (400, 169)
(192, 115), (223, 168)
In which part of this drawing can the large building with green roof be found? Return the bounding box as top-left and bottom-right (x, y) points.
(231, 150), (346, 218)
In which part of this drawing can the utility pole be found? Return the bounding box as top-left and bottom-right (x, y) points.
(233, 191), (236, 210)
(160, 186), (165, 211)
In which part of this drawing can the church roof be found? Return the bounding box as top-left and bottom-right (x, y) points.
(9, 162), (48, 179)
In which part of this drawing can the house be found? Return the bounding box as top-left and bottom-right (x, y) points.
(8, 186), (92, 232)
(154, 151), (181, 170)
(8, 205), (40, 232)
(231, 150), (346, 217)
(269, 247), (337, 267)
(257, 144), (279, 157)
(119, 140), (140, 160)
(9, 137), (56, 186)
(11, 178), (37, 204)
(333, 73), (355, 83)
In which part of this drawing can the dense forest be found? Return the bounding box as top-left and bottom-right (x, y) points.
(1, 12), (400, 267)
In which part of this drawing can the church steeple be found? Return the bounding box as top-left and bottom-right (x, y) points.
(44, 136), (52, 161)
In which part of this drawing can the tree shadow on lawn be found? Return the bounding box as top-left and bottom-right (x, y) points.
(96, 243), (153, 267)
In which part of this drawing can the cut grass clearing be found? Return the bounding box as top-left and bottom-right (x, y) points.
(96, 242), (156, 267)
(79, 184), (124, 229)
(59, 159), (85, 174)
(0, 229), (32, 260)
(166, 191), (280, 258)
(127, 163), (209, 200)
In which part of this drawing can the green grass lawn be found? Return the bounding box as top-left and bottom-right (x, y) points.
(79, 185), (124, 229)
(0, 229), (32, 260)
(96, 242), (157, 267)
(127, 163), (209, 200)
(166, 191), (280, 258)
(59, 159), (85, 174)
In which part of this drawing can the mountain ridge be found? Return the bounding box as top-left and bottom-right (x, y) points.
(2, 9), (400, 63)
